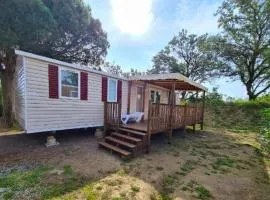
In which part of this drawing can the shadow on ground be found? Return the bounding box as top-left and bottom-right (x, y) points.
(0, 128), (269, 200)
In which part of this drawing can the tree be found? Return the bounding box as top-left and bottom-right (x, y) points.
(151, 29), (219, 83)
(0, 0), (109, 127)
(103, 62), (123, 76)
(212, 0), (270, 100)
(122, 68), (148, 78)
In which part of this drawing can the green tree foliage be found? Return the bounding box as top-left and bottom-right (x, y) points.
(210, 0), (270, 100)
(204, 87), (225, 107)
(40, 0), (109, 65)
(151, 29), (219, 83)
(103, 62), (123, 75)
(0, 0), (109, 127)
(0, 83), (2, 117)
(259, 108), (270, 154)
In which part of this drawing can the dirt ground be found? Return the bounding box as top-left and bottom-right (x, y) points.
(0, 128), (269, 200)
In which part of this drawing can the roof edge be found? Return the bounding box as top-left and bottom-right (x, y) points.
(130, 73), (207, 91)
(15, 49), (128, 81)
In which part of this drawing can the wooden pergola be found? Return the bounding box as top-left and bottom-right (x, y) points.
(129, 73), (207, 146)
(103, 73), (207, 155)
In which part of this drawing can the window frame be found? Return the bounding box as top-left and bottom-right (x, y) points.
(150, 90), (156, 103)
(59, 67), (81, 100)
(107, 78), (118, 102)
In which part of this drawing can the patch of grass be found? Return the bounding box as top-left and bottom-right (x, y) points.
(63, 165), (73, 177)
(104, 179), (123, 187)
(81, 184), (97, 200)
(111, 197), (122, 200)
(181, 180), (198, 192)
(131, 185), (140, 192)
(212, 157), (236, 173)
(96, 185), (102, 190)
(161, 173), (179, 195)
(0, 166), (71, 200)
(180, 160), (198, 175)
(195, 185), (211, 200)
(182, 181), (212, 200)
(2, 191), (14, 200)
(41, 176), (84, 199)
(156, 166), (164, 171)
(116, 169), (126, 176)
(0, 166), (52, 190)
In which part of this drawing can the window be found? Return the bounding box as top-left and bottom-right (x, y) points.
(60, 69), (79, 98)
(150, 90), (161, 103)
(151, 90), (155, 103)
(108, 78), (117, 102)
(156, 91), (161, 103)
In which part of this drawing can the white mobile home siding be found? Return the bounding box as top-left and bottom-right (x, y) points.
(24, 57), (128, 133)
(13, 55), (26, 129)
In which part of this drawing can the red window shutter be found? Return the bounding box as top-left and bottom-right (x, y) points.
(48, 64), (59, 99)
(117, 80), (122, 102)
(101, 77), (108, 101)
(80, 72), (88, 100)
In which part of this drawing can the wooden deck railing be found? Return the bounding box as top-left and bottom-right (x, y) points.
(148, 103), (171, 133)
(104, 101), (204, 153)
(148, 102), (203, 134)
(104, 102), (121, 134)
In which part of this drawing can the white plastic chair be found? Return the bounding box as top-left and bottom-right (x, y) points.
(121, 112), (144, 124)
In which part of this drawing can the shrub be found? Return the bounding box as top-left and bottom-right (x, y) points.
(259, 108), (270, 154)
(233, 95), (270, 109)
(204, 93), (270, 131)
(0, 83), (2, 117)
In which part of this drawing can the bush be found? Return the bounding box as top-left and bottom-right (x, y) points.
(204, 92), (270, 131)
(0, 83), (2, 117)
(259, 108), (270, 154)
(232, 95), (270, 109)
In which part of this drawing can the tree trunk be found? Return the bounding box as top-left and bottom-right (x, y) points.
(246, 84), (256, 101)
(1, 49), (16, 128)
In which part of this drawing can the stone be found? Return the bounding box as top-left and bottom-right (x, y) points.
(45, 135), (59, 147)
(95, 128), (104, 139)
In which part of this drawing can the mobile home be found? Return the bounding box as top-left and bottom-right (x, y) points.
(13, 50), (206, 156)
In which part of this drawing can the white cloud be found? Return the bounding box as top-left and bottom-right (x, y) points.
(110, 0), (154, 36)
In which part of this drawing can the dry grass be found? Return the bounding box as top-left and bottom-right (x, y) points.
(0, 129), (269, 200)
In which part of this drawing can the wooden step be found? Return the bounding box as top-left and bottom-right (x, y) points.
(111, 132), (142, 143)
(105, 136), (136, 148)
(99, 141), (131, 156)
(119, 128), (146, 137)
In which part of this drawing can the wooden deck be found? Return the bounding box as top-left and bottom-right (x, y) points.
(104, 101), (205, 156)
(121, 121), (148, 133)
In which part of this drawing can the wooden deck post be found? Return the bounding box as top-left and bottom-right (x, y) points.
(142, 82), (147, 113)
(147, 100), (152, 153)
(201, 90), (206, 130)
(183, 103), (187, 132)
(117, 101), (122, 132)
(127, 81), (132, 114)
(168, 82), (175, 143)
(104, 102), (108, 135)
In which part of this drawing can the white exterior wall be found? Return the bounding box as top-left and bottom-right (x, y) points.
(129, 81), (169, 119)
(24, 57), (128, 133)
(13, 55), (26, 129)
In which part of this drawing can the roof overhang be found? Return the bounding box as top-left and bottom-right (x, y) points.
(15, 49), (128, 81)
(130, 73), (207, 91)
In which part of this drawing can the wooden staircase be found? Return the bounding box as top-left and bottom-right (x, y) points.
(98, 127), (147, 158)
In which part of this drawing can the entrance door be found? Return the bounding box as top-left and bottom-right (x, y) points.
(136, 86), (143, 112)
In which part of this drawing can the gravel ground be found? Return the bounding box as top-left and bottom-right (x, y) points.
(0, 129), (121, 179)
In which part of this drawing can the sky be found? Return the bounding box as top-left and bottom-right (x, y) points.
(86, 0), (248, 99)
